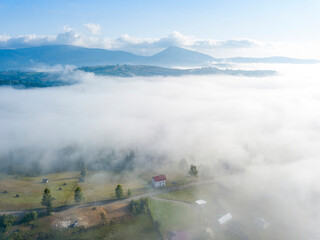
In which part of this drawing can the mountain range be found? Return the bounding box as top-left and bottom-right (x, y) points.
(0, 45), (318, 70)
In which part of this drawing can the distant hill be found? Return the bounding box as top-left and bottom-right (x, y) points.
(0, 45), (317, 70)
(225, 56), (319, 64)
(80, 65), (276, 78)
(0, 45), (145, 70)
(0, 65), (276, 88)
(0, 45), (215, 70)
(147, 46), (216, 66)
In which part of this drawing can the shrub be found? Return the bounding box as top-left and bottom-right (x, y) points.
(129, 198), (149, 216)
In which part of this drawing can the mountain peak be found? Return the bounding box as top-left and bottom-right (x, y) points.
(149, 46), (215, 66)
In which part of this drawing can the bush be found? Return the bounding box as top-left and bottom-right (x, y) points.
(21, 211), (37, 224)
(129, 198), (149, 216)
(0, 215), (16, 232)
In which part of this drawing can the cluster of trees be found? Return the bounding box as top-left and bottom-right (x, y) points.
(41, 185), (84, 214)
(128, 198), (149, 216)
(0, 215), (16, 233)
(0, 149), (141, 177)
(114, 184), (132, 199)
(21, 211), (37, 224)
(0, 71), (71, 88)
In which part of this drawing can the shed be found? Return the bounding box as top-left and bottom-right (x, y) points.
(218, 213), (232, 225)
(42, 178), (49, 183)
(195, 199), (207, 206)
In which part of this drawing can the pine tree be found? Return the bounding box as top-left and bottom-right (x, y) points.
(41, 188), (54, 214)
(188, 165), (199, 178)
(74, 186), (84, 203)
(115, 184), (123, 199)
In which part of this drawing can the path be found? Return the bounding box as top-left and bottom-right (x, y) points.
(0, 178), (215, 216)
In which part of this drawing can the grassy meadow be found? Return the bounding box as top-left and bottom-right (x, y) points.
(149, 198), (196, 234)
(0, 171), (149, 211)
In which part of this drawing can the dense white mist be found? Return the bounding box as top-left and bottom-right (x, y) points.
(0, 64), (320, 238)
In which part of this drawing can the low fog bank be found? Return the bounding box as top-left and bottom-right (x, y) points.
(0, 64), (320, 238)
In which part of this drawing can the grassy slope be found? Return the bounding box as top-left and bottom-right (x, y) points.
(0, 171), (148, 211)
(0, 170), (192, 211)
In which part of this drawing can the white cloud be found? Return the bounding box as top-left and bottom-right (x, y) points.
(84, 23), (101, 35)
(0, 28), (259, 53)
(0, 27), (319, 58)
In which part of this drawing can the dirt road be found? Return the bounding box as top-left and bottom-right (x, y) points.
(0, 178), (215, 217)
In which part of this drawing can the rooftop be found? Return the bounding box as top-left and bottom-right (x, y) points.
(152, 175), (167, 182)
(195, 199), (207, 205)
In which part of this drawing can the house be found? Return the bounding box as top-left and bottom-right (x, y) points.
(152, 175), (167, 188)
(42, 178), (49, 183)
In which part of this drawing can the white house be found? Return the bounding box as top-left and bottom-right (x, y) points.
(152, 175), (167, 188)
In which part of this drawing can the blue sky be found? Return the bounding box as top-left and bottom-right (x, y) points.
(0, 0), (319, 57)
(1, 0), (319, 40)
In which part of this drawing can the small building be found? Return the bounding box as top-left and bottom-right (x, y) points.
(79, 177), (85, 182)
(218, 213), (232, 225)
(42, 178), (49, 183)
(152, 175), (167, 188)
(195, 199), (207, 207)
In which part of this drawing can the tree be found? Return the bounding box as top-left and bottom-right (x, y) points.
(74, 186), (84, 203)
(80, 162), (87, 178)
(41, 188), (54, 214)
(127, 189), (132, 197)
(115, 184), (123, 199)
(188, 165), (199, 178)
(0, 215), (15, 233)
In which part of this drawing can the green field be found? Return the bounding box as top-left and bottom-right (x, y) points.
(0, 171), (148, 211)
(0, 170), (193, 211)
(149, 198), (196, 235)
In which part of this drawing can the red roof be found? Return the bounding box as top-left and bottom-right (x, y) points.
(152, 175), (167, 182)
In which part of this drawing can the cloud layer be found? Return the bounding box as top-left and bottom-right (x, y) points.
(0, 64), (320, 238)
(1, 25), (319, 58)
(0, 26), (262, 56)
